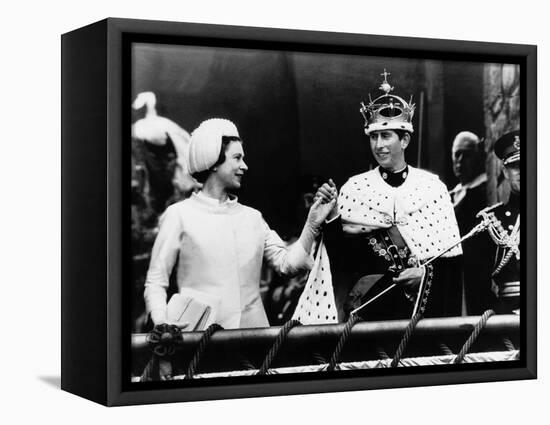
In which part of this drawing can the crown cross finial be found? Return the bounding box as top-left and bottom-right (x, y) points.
(360, 68), (415, 135)
(379, 69), (394, 94)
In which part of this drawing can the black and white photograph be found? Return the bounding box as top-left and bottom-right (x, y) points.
(128, 38), (527, 383)
(5, 0), (549, 420)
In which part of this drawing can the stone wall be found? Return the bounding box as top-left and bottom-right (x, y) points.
(483, 63), (520, 204)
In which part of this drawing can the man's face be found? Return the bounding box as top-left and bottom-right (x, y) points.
(213, 141), (248, 190)
(369, 130), (408, 171)
(503, 162), (520, 194)
(452, 138), (482, 184)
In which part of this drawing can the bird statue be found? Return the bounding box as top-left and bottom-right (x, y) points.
(132, 92), (201, 212)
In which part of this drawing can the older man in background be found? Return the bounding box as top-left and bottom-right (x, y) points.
(449, 131), (495, 315)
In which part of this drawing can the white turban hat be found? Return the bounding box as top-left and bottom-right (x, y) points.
(188, 118), (240, 174)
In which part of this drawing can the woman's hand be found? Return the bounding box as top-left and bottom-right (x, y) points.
(307, 194), (337, 230)
(392, 267), (424, 290)
(297, 178), (338, 254)
(166, 321), (190, 329)
(150, 308), (190, 329)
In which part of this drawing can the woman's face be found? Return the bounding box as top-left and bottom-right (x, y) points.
(213, 141), (248, 190)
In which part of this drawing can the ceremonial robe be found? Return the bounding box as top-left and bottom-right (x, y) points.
(324, 166), (463, 321)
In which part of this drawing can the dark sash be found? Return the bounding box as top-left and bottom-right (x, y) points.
(344, 226), (416, 320)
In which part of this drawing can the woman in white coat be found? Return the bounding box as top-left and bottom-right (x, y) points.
(144, 118), (336, 329)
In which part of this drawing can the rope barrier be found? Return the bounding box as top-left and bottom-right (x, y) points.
(185, 323), (224, 379)
(140, 354), (159, 382)
(389, 262), (437, 368)
(238, 355), (257, 371)
(502, 337), (516, 351)
(312, 352), (327, 365)
(391, 312), (423, 367)
(453, 310), (495, 364)
(326, 313), (362, 372)
(376, 346), (390, 360)
(439, 343), (454, 356)
(257, 320), (302, 375)
(138, 311), (516, 380)
(140, 324), (183, 381)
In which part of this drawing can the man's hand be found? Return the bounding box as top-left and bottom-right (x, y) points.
(313, 179), (339, 221)
(393, 267), (424, 290)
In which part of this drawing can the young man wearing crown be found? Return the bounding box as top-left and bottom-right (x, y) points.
(312, 71), (463, 322)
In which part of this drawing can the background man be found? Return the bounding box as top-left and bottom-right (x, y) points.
(450, 131), (487, 218)
(486, 130), (521, 314)
(449, 131), (495, 315)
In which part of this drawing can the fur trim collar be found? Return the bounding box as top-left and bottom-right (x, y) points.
(338, 166), (462, 260)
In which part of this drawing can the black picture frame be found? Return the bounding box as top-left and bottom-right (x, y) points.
(61, 17), (537, 406)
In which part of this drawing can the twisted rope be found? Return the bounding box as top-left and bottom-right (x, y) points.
(390, 263), (437, 367)
(326, 313), (362, 372)
(502, 337), (516, 351)
(257, 319), (302, 375)
(453, 310), (495, 364)
(140, 324), (183, 381)
(140, 354), (159, 382)
(145, 323), (183, 356)
(312, 352), (327, 365)
(376, 346), (390, 360)
(439, 343), (454, 356)
(237, 355), (257, 371)
(185, 323), (224, 379)
(391, 312), (423, 367)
